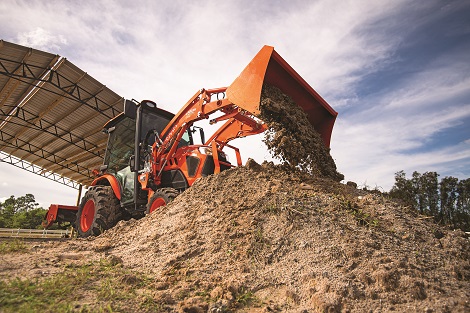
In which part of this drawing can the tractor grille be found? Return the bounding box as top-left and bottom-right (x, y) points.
(201, 154), (231, 177)
(161, 170), (189, 191)
(186, 156), (200, 177)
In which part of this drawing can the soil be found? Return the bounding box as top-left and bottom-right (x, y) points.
(259, 84), (344, 182)
(1, 162), (469, 312)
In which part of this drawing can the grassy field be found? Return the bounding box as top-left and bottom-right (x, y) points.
(0, 241), (163, 313)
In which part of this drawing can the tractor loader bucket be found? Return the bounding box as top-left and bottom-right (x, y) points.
(226, 45), (338, 148)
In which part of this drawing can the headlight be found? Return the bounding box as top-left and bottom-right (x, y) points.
(198, 147), (229, 162)
(198, 147), (212, 155)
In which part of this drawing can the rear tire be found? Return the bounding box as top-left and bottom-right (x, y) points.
(146, 188), (179, 214)
(75, 186), (123, 237)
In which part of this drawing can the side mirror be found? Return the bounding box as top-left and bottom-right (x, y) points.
(199, 128), (205, 145)
(129, 155), (136, 172)
(191, 126), (206, 144)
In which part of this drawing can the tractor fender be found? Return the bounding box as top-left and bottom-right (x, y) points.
(91, 174), (122, 200)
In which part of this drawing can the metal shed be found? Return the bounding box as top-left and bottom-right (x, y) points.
(0, 40), (123, 189)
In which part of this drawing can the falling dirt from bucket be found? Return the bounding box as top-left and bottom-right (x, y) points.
(259, 84), (344, 181)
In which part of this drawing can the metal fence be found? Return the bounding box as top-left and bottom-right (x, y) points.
(0, 228), (72, 239)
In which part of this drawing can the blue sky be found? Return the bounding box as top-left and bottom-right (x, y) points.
(1, 0), (469, 207)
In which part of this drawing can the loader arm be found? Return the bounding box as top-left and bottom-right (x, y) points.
(152, 88), (265, 174)
(204, 117), (267, 149)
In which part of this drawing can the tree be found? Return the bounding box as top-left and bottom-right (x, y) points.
(0, 194), (46, 229)
(389, 171), (469, 231)
(422, 171), (439, 216)
(411, 171), (426, 214)
(455, 178), (470, 230)
(1, 194), (38, 213)
(389, 171), (416, 207)
(0, 197), (16, 228)
(440, 176), (458, 226)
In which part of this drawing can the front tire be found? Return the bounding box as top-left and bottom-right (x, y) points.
(75, 186), (123, 237)
(146, 188), (179, 214)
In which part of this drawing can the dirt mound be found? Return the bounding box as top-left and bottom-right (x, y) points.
(259, 84), (343, 182)
(89, 162), (469, 312)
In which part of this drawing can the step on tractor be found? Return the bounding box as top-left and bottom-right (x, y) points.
(43, 45), (338, 237)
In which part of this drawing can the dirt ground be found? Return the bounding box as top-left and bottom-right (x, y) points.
(1, 162), (469, 312)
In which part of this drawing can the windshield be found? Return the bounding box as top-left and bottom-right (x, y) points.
(103, 110), (192, 174)
(104, 116), (135, 174)
(141, 111), (192, 149)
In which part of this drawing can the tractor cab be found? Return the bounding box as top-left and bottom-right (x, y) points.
(100, 100), (193, 215)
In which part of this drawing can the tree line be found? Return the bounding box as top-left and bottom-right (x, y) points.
(0, 194), (47, 229)
(389, 170), (470, 231)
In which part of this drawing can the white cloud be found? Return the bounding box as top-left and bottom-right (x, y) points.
(383, 63), (470, 111)
(332, 57), (470, 189)
(0, 163), (78, 209)
(244, 0), (408, 102)
(2, 0), (409, 107)
(16, 27), (67, 52)
(1, 0), (415, 106)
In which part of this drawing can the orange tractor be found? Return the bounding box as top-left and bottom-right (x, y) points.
(43, 46), (337, 237)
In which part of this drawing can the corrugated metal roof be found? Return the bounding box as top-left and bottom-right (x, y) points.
(0, 40), (123, 188)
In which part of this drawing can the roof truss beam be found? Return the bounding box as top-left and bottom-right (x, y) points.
(0, 105), (102, 158)
(0, 56), (120, 119)
(0, 151), (81, 189)
(0, 128), (93, 178)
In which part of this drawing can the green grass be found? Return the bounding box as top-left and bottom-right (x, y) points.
(337, 196), (380, 228)
(0, 239), (28, 254)
(0, 245), (261, 312)
(236, 287), (259, 307)
(0, 264), (91, 312)
(0, 258), (160, 313)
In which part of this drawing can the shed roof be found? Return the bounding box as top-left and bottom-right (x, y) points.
(0, 40), (123, 188)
